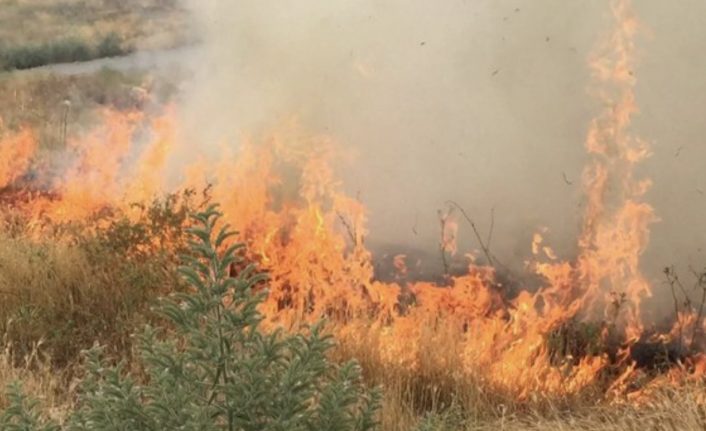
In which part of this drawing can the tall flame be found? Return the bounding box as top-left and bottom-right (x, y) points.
(577, 0), (658, 339)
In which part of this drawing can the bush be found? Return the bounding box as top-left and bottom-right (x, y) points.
(96, 33), (128, 59)
(1, 205), (381, 430)
(0, 34), (132, 72)
(0, 193), (198, 367)
(0, 39), (93, 71)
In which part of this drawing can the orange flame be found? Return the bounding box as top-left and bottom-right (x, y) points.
(577, 0), (657, 341)
(0, 122), (37, 189)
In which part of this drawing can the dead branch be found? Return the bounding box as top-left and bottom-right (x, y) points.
(486, 207), (495, 250)
(336, 212), (358, 247)
(608, 291), (627, 326)
(438, 208), (453, 279)
(690, 267), (706, 352)
(664, 266), (685, 354)
(446, 200), (494, 269)
(412, 209), (419, 236)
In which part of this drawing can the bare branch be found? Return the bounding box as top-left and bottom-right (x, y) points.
(664, 266), (684, 354)
(412, 209), (419, 236)
(446, 200), (494, 269)
(337, 212), (357, 247)
(690, 267), (706, 352)
(486, 207), (495, 250)
(438, 207), (454, 279)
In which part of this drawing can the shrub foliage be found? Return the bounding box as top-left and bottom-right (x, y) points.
(0, 33), (130, 72)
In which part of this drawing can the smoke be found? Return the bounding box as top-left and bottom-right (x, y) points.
(172, 0), (706, 286)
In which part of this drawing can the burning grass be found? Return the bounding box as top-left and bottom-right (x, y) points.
(0, 0), (705, 428)
(0, 173), (703, 430)
(0, 104), (703, 428)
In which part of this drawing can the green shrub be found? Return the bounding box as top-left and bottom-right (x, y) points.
(1, 204), (382, 430)
(96, 33), (127, 58)
(0, 35), (133, 72)
(0, 382), (60, 431)
(0, 39), (92, 71)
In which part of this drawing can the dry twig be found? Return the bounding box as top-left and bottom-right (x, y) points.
(446, 200), (494, 268)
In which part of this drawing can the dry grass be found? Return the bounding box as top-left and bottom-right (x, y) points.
(0, 216), (704, 429)
(0, 0), (191, 50)
(0, 200), (699, 430)
(0, 230), (149, 365)
(0, 68), (180, 152)
(0, 340), (75, 424)
(0, 190), (199, 366)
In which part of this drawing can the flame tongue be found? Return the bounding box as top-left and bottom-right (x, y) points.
(576, 0), (658, 337)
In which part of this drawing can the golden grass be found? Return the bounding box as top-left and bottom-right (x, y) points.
(0, 231), (134, 364)
(0, 339), (75, 424)
(0, 0), (192, 53)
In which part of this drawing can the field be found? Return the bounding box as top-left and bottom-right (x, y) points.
(1, 1), (705, 430)
(0, 0), (192, 71)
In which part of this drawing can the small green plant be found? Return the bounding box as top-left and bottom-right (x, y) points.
(0, 382), (60, 431)
(1, 204), (381, 430)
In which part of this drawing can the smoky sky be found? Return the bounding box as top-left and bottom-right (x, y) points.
(172, 0), (706, 287)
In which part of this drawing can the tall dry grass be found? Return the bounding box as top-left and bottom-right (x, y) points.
(0, 339), (75, 424)
(0, 68), (181, 153)
(0, 191), (198, 366)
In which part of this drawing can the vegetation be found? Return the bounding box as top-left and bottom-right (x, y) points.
(0, 205), (382, 430)
(0, 191), (198, 366)
(0, 1), (704, 429)
(0, 198), (704, 430)
(0, 35), (129, 72)
(0, 67), (181, 152)
(0, 0), (192, 72)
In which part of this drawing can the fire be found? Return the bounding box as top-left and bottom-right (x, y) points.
(576, 0), (657, 341)
(0, 0), (703, 410)
(0, 123), (37, 189)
